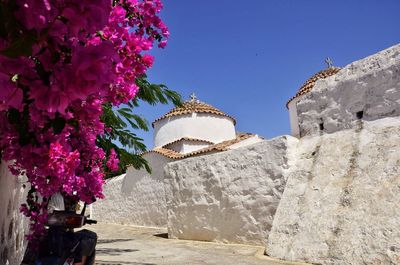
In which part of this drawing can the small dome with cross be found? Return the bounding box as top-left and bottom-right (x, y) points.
(286, 59), (342, 138)
(152, 93), (237, 148)
(152, 93), (236, 127)
(286, 59), (341, 108)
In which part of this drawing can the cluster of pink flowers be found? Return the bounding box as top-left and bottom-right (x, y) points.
(0, 0), (168, 241)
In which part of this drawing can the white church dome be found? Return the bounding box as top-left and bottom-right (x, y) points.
(152, 94), (237, 148)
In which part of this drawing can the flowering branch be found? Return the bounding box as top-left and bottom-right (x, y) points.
(0, 0), (168, 241)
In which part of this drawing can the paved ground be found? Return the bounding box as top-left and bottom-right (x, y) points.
(89, 223), (309, 265)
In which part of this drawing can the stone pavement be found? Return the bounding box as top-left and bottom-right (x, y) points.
(89, 223), (309, 265)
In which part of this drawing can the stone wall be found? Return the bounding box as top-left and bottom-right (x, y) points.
(266, 117), (400, 265)
(164, 136), (298, 246)
(297, 43), (400, 137)
(0, 161), (28, 265)
(93, 153), (172, 227)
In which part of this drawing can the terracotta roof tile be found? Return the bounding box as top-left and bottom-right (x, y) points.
(144, 133), (256, 159)
(286, 67), (341, 108)
(183, 133), (254, 158)
(145, 147), (182, 159)
(152, 100), (236, 127)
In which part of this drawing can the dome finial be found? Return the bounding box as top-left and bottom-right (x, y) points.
(325, 57), (334, 68)
(190, 92), (198, 102)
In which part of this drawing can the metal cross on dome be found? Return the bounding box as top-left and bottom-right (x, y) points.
(190, 92), (198, 102)
(325, 57), (334, 68)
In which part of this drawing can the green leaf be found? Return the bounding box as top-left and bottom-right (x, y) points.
(126, 114), (149, 131)
(99, 75), (182, 179)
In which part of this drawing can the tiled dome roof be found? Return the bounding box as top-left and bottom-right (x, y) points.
(286, 66), (341, 108)
(152, 96), (236, 127)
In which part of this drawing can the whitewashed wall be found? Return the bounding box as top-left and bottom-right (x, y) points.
(164, 137), (298, 246)
(287, 97), (302, 138)
(167, 140), (211, 154)
(153, 113), (236, 148)
(0, 161), (28, 265)
(93, 153), (172, 227)
(267, 117), (400, 265)
(296, 43), (400, 137)
(267, 44), (400, 264)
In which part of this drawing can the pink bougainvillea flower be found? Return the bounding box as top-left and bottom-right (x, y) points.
(106, 149), (119, 172)
(0, 0), (169, 242)
(69, 42), (118, 98)
(61, 0), (111, 37)
(31, 86), (71, 114)
(14, 0), (56, 31)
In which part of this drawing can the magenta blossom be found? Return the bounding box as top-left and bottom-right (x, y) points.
(107, 149), (119, 172)
(0, 0), (169, 242)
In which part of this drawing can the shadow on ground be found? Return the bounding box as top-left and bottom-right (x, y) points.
(97, 248), (139, 256)
(153, 233), (168, 239)
(98, 239), (134, 244)
(96, 261), (155, 265)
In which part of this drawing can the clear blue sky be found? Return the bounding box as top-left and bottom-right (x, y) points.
(136, 0), (400, 149)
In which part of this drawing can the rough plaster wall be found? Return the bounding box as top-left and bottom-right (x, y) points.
(288, 97), (301, 138)
(93, 153), (172, 227)
(0, 162), (28, 265)
(164, 136), (298, 246)
(297, 43), (400, 136)
(267, 117), (400, 265)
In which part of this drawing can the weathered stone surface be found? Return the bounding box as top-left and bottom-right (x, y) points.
(297, 43), (400, 136)
(0, 161), (29, 265)
(266, 117), (400, 265)
(164, 136), (298, 245)
(94, 153), (172, 227)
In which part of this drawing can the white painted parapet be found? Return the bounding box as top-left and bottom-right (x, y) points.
(93, 153), (172, 227)
(164, 137), (298, 246)
(0, 161), (28, 265)
(166, 139), (212, 154)
(297, 44), (400, 137)
(287, 97), (302, 138)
